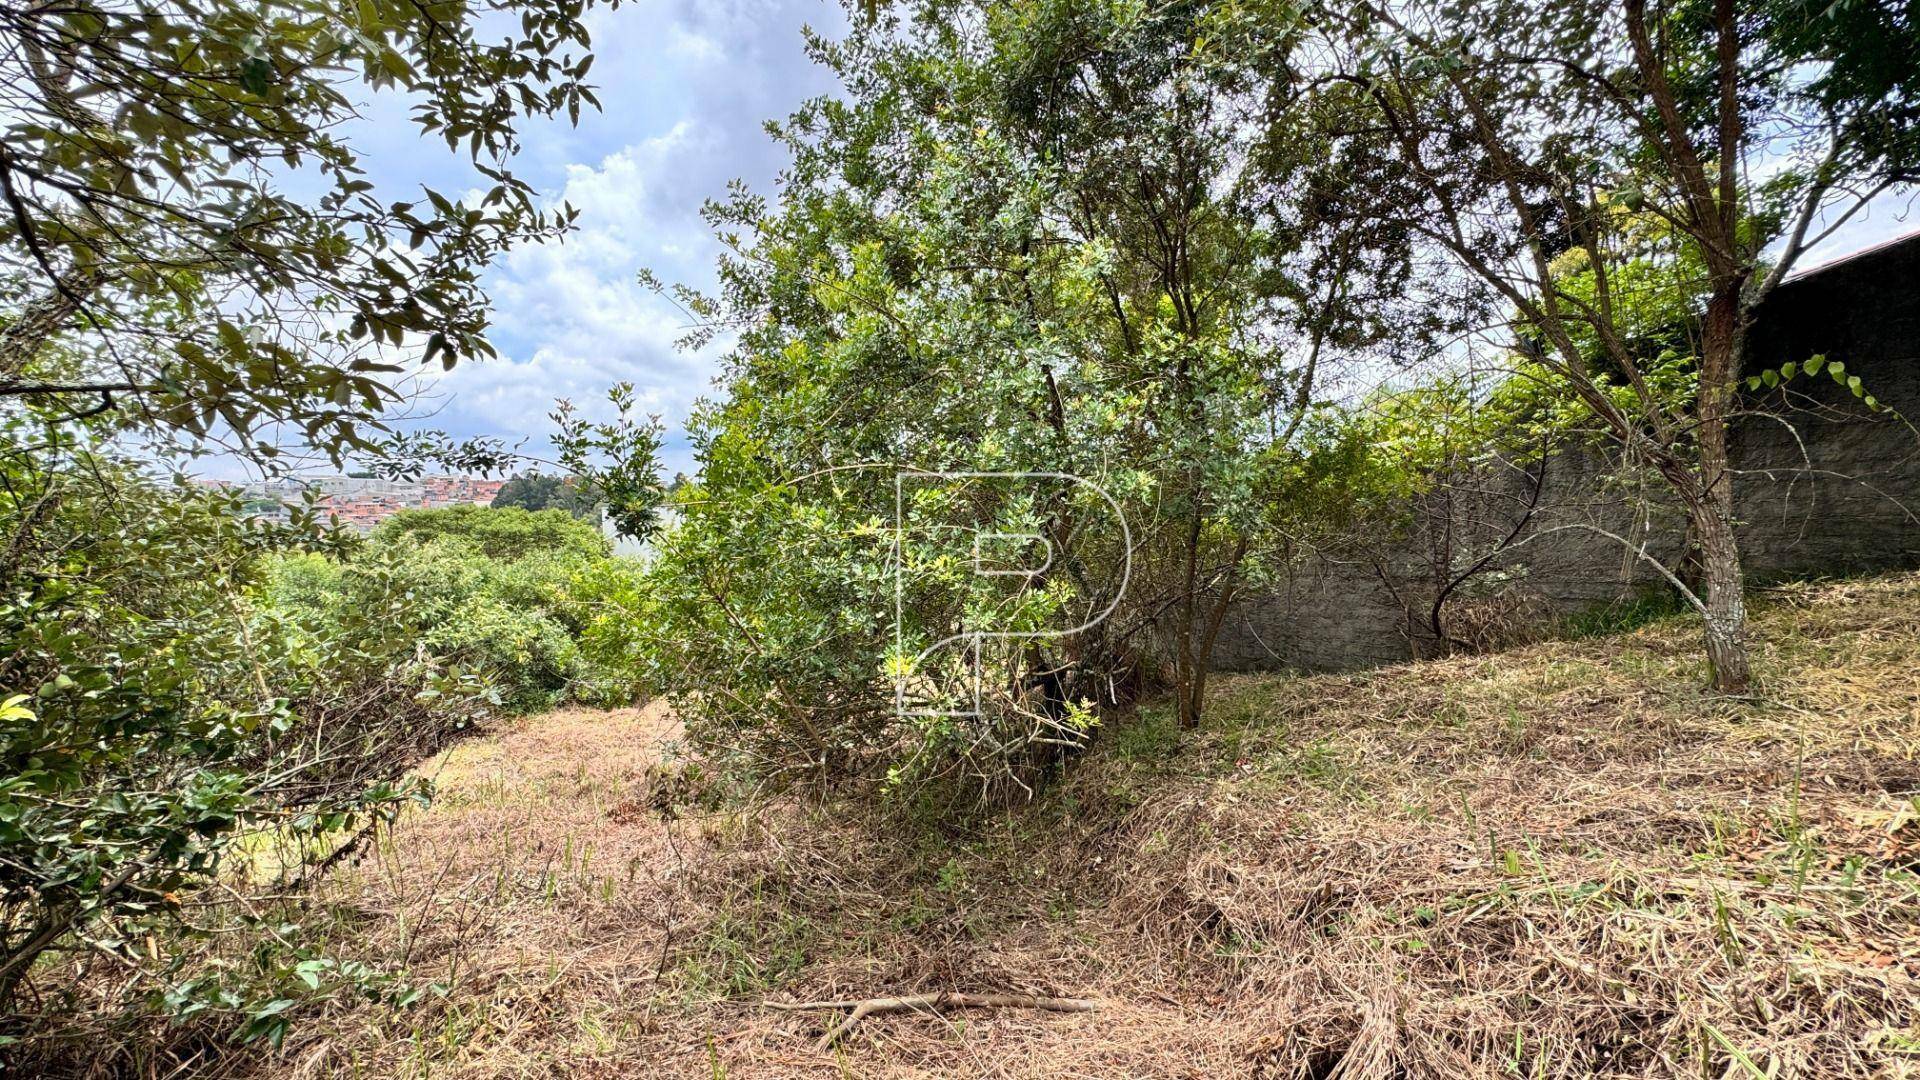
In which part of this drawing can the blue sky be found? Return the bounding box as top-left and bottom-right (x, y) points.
(343, 0), (847, 476)
(331, 0), (1915, 479)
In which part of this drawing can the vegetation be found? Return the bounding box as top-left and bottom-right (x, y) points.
(0, 419), (495, 1044)
(581, 0), (1918, 811)
(5, 0), (1918, 1070)
(220, 572), (1920, 1078)
(0, 0), (607, 459)
(1286, 0), (1920, 690)
(0, 0), (618, 1058)
(0, 432), (632, 1061)
(271, 506), (640, 714)
(489, 474), (601, 520)
(589, 0), (1445, 809)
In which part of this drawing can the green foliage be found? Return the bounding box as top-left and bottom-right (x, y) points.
(1745, 354), (1891, 414)
(577, 0), (1438, 804)
(272, 506), (637, 714)
(491, 473), (601, 519)
(0, 0), (610, 459)
(1282, 0), (1920, 690)
(552, 383), (667, 543)
(0, 0), (623, 1056)
(0, 416), (490, 1038)
(1758, 0), (1920, 177)
(372, 503), (610, 562)
(0, 431), (641, 1055)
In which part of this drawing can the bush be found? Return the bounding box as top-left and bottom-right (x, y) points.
(269, 506), (641, 715)
(0, 420), (492, 1048)
(373, 504), (610, 561)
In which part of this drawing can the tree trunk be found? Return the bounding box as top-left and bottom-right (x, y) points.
(1695, 283), (1751, 692)
(1174, 512), (1203, 730)
(1693, 502), (1750, 692)
(0, 264), (104, 381)
(0, 903), (79, 1017)
(1186, 537), (1247, 727)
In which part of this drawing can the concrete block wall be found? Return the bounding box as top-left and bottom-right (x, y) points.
(1213, 234), (1920, 672)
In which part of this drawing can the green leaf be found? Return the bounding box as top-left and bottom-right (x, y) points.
(240, 57), (274, 96)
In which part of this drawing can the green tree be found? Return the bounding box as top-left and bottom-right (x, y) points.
(373, 503), (610, 561)
(1289, 0), (1920, 690)
(273, 507), (636, 714)
(0, 0), (609, 460)
(595, 0), (1413, 805)
(0, 0), (620, 1052)
(0, 418), (492, 1035)
(491, 473), (601, 519)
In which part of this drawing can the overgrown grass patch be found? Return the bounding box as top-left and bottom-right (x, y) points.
(212, 574), (1920, 1079)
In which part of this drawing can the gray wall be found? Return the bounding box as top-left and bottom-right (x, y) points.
(1214, 236), (1920, 672)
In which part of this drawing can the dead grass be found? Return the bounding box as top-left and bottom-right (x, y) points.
(223, 574), (1920, 1078)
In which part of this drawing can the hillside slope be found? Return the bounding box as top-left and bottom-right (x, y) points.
(240, 574), (1920, 1079)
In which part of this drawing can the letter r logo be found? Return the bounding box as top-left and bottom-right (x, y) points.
(892, 471), (1131, 720)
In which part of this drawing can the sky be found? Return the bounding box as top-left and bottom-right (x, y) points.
(323, 0), (1917, 480)
(341, 0), (849, 477)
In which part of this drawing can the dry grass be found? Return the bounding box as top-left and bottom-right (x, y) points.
(224, 574), (1920, 1078)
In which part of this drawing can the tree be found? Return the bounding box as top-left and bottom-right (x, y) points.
(1292, 0), (1920, 690)
(0, 417), (494, 1035)
(491, 473), (600, 519)
(374, 503), (610, 561)
(273, 506), (634, 714)
(0, 0), (609, 460)
(0, 0), (619, 1051)
(596, 0), (1423, 807)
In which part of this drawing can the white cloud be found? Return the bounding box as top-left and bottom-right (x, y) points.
(382, 0), (846, 475)
(421, 123), (724, 469)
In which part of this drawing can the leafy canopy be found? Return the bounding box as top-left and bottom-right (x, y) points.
(0, 0), (612, 461)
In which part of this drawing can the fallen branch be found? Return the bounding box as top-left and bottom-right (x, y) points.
(764, 991), (1101, 1051)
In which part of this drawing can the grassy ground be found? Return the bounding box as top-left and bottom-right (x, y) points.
(232, 574), (1920, 1078)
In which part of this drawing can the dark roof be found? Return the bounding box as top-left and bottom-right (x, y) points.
(1784, 227), (1920, 284)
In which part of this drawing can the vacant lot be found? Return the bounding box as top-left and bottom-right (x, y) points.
(241, 575), (1920, 1078)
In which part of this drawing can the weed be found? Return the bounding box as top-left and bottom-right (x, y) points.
(1563, 587), (1692, 639)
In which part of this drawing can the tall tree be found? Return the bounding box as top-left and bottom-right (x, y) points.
(602, 0), (1420, 806)
(1293, 0), (1919, 690)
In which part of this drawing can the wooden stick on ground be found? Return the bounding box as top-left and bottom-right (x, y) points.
(764, 991), (1101, 1052)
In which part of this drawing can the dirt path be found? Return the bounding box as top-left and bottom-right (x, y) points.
(272, 704), (705, 1076)
(261, 704), (1198, 1078)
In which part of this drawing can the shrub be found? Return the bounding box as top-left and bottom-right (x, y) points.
(269, 506), (642, 715)
(373, 504), (610, 561)
(0, 421), (491, 1047)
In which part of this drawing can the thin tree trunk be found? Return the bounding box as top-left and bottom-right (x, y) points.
(1695, 284), (1751, 692)
(1187, 537), (1248, 723)
(0, 904), (77, 1014)
(1692, 500), (1749, 691)
(1175, 511), (1203, 730)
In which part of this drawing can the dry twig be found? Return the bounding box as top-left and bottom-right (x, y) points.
(764, 991), (1101, 1051)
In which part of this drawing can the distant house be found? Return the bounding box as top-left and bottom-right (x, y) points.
(205, 474), (515, 532)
